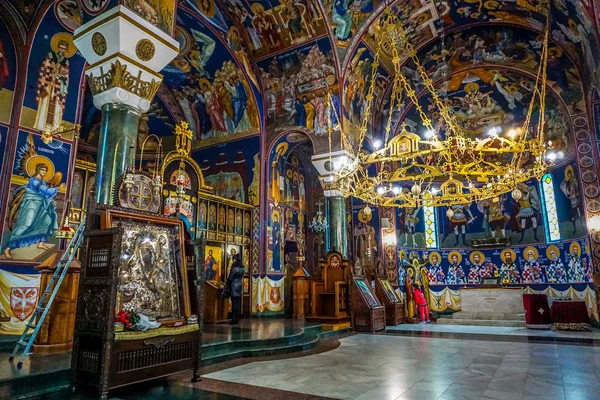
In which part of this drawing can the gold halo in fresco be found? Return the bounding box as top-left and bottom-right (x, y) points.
(197, 0), (216, 17)
(26, 155), (55, 179)
(447, 251), (462, 264)
(275, 142), (288, 156)
(428, 251), (441, 265)
(569, 241), (581, 256)
(51, 32), (77, 58)
(546, 245), (560, 260)
(358, 209), (373, 224)
(500, 249), (516, 263)
(523, 246), (539, 260)
(469, 251), (485, 264)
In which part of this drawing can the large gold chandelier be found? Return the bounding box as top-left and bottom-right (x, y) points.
(325, 8), (555, 207)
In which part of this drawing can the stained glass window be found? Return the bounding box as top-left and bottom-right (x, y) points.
(423, 206), (438, 249)
(541, 174), (561, 242)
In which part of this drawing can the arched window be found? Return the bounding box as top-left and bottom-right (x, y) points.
(424, 206), (438, 249)
(540, 174), (561, 242)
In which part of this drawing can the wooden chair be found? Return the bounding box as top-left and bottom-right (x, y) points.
(307, 252), (350, 324)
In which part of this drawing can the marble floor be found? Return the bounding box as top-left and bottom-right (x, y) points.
(198, 334), (600, 400)
(386, 323), (600, 343)
(203, 318), (322, 345)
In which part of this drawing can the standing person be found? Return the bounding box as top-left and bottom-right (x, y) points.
(226, 253), (244, 324)
(413, 284), (430, 323)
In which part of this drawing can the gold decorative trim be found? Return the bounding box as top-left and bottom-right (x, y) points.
(86, 52), (163, 80)
(86, 59), (162, 101)
(74, 11), (179, 53)
(114, 324), (199, 341)
(135, 39), (155, 61)
(75, 159), (97, 170)
(197, 191), (253, 210)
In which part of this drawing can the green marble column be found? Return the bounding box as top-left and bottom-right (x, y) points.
(95, 103), (142, 205)
(328, 196), (347, 257)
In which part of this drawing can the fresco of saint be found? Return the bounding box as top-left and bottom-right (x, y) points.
(521, 248), (545, 284)
(560, 166), (581, 235)
(427, 252), (445, 284)
(270, 211), (282, 272)
(34, 34), (74, 132)
(512, 183), (541, 243)
(545, 246), (566, 284)
(567, 242), (586, 282)
(499, 250), (520, 284)
(468, 252), (485, 285)
(446, 252), (466, 285)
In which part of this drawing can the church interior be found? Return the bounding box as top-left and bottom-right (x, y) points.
(0, 0), (599, 399)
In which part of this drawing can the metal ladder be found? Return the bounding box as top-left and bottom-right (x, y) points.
(9, 215), (86, 368)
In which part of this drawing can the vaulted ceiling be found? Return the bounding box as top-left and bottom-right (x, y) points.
(5, 0), (600, 154)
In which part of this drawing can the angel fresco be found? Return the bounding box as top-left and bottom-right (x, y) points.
(3, 134), (62, 260)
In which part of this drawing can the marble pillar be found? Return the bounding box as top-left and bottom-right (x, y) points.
(311, 150), (354, 260)
(73, 5), (178, 204)
(328, 196), (347, 258)
(95, 103), (141, 204)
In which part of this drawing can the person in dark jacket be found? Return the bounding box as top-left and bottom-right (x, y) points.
(226, 253), (245, 324)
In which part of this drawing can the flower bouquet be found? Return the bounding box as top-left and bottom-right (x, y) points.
(116, 309), (161, 332)
(116, 309), (140, 329)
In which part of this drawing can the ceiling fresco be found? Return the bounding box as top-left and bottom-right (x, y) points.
(258, 36), (338, 139)
(337, 0), (599, 152)
(217, 0), (329, 60)
(5, 0), (598, 157)
(400, 69), (573, 156)
(405, 26), (584, 113)
(162, 7), (262, 147)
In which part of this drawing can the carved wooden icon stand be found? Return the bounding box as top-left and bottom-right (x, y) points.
(374, 260), (405, 325)
(71, 183), (201, 399)
(350, 259), (386, 332)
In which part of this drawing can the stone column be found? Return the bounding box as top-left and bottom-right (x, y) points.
(73, 6), (178, 204)
(311, 151), (354, 259)
(327, 194), (347, 257)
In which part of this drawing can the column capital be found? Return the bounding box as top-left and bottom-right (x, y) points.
(311, 150), (354, 198)
(74, 5), (178, 112)
(322, 188), (344, 198)
(311, 150), (355, 176)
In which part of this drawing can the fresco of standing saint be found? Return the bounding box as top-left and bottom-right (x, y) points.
(34, 33), (76, 132)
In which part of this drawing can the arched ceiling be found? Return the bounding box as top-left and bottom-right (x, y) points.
(208, 0), (599, 154)
(335, 0), (599, 151)
(7, 1), (599, 155)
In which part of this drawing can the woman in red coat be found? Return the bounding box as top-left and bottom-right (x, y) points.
(413, 284), (430, 323)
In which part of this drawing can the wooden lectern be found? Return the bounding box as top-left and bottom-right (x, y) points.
(350, 262), (385, 332)
(375, 275), (405, 325)
(307, 252), (349, 325)
(292, 267), (310, 318)
(204, 281), (229, 324)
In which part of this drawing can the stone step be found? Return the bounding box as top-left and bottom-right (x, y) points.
(451, 312), (525, 321)
(436, 318), (527, 327)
